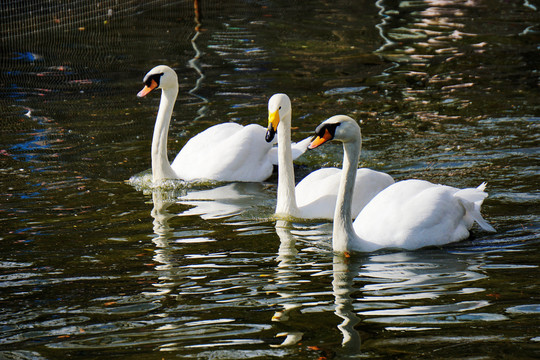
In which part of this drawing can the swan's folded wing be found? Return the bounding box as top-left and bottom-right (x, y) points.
(171, 123), (243, 180)
(295, 168), (393, 220)
(350, 169), (394, 218)
(295, 168), (342, 204)
(295, 168), (341, 219)
(354, 180), (489, 249)
(171, 123), (275, 182)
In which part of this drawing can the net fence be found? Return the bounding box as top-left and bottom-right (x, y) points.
(1, 0), (193, 41)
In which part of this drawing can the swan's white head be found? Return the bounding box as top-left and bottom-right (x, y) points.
(266, 93), (292, 142)
(137, 65), (179, 97)
(308, 115), (361, 149)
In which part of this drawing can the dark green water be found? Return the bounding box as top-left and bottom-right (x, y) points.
(0, 0), (539, 359)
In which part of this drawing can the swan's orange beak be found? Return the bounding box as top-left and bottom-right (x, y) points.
(137, 79), (158, 97)
(308, 129), (333, 149)
(265, 109), (280, 142)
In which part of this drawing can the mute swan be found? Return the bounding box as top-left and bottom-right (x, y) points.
(308, 115), (496, 252)
(137, 65), (309, 183)
(265, 94), (394, 220)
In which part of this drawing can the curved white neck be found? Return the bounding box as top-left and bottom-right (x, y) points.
(276, 112), (300, 217)
(333, 139), (361, 252)
(152, 87), (179, 182)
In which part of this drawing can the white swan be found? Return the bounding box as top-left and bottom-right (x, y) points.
(137, 65), (309, 183)
(265, 94), (394, 220)
(308, 115), (496, 252)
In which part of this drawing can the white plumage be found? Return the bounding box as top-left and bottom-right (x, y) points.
(137, 65), (308, 183)
(266, 94), (393, 220)
(309, 115), (496, 252)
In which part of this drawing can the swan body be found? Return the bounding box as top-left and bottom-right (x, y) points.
(138, 65), (309, 183)
(353, 179), (495, 251)
(294, 167), (394, 219)
(309, 115), (496, 253)
(172, 122), (272, 182)
(265, 94), (393, 220)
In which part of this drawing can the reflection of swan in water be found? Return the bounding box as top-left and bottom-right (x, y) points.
(177, 182), (274, 220)
(151, 190), (175, 248)
(270, 221), (362, 352)
(331, 251), (490, 353)
(357, 251), (486, 302)
(268, 218), (495, 352)
(272, 221), (300, 321)
(269, 226), (490, 353)
(332, 255), (362, 353)
(147, 183), (272, 298)
(145, 190), (178, 296)
(270, 220), (303, 347)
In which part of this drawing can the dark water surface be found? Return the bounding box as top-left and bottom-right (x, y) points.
(1, 0), (539, 358)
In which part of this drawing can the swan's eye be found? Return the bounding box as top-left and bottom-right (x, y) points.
(314, 122), (340, 138)
(279, 106), (282, 110)
(144, 73), (164, 87)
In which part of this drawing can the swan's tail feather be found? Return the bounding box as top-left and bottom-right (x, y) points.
(472, 213), (496, 232)
(455, 183), (496, 232)
(454, 185), (488, 204)
(476, 181), (487, 192)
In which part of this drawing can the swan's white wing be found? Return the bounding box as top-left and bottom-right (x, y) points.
(354, 180), (451, 249)
(350, 169), (395, 217)
(295, 168), (394, 220)
(171, 123), (243, 181)
(353, 179), (489, 250)
(295, 168), (341, 219)
(171, 123), (275, 182)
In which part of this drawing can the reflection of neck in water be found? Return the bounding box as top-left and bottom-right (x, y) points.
(271, 221), (303, 347)
(272, 221), (300, 323)
(333, 255), (362, 353)
(271, 222), (362, 353)
(151, 190), (175, 247)
(275, 220), (298, 260)
(148, 190), (177, 296)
